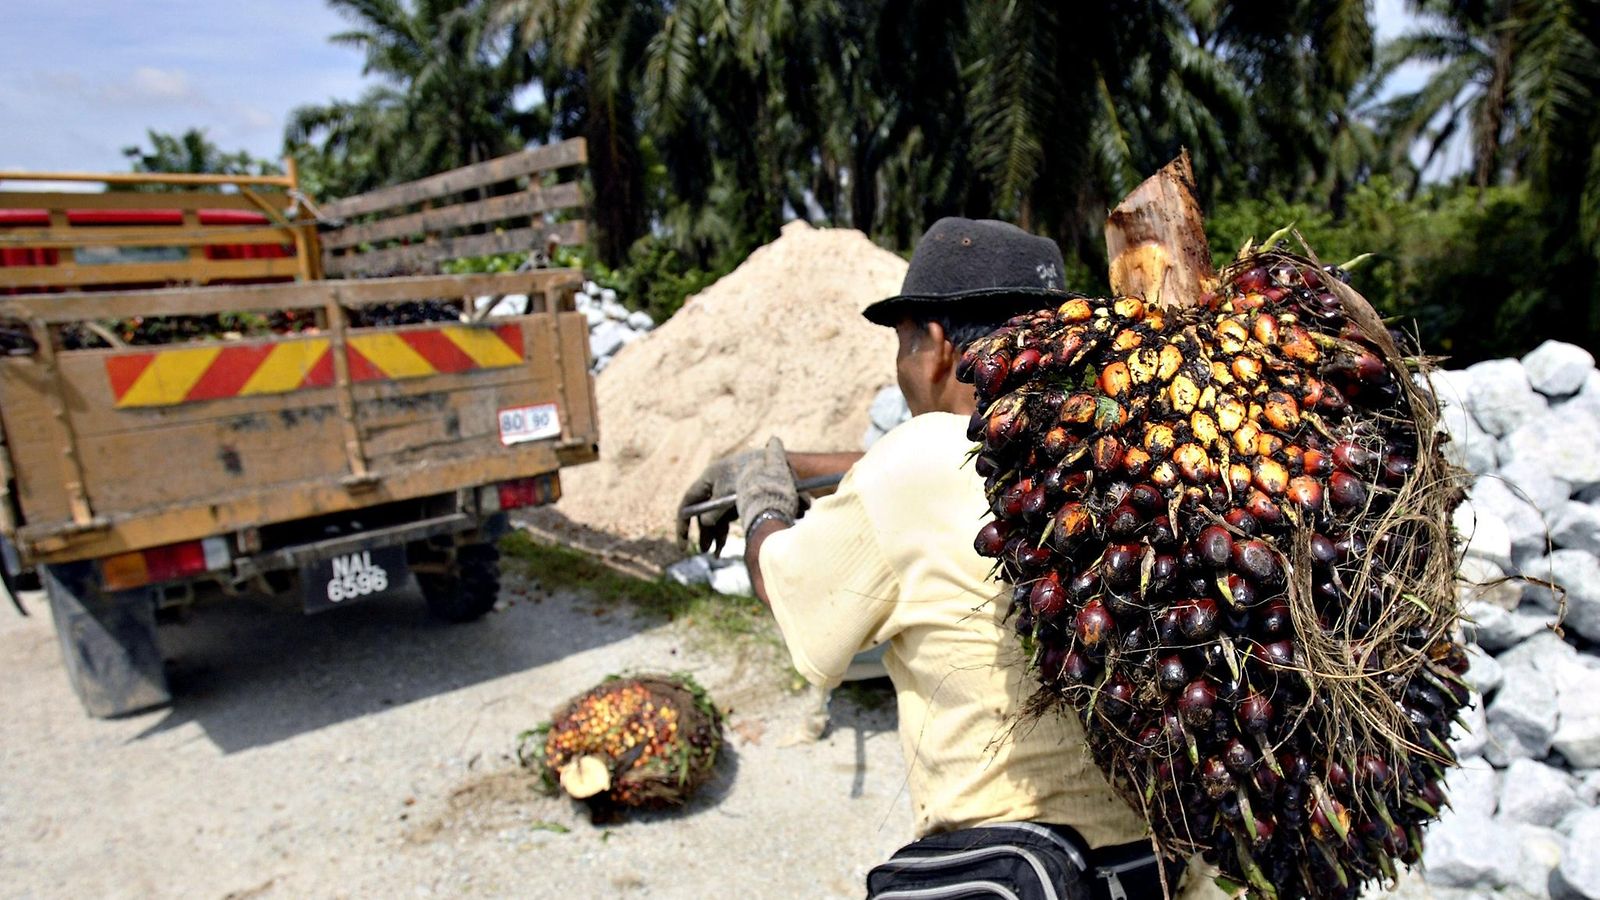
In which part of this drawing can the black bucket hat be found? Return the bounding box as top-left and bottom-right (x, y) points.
(862, 217), (1071, 326)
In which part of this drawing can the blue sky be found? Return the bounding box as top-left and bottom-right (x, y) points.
(1, 0), (1439, 185)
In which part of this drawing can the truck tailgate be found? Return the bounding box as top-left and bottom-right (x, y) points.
(0, 272), (598, 563)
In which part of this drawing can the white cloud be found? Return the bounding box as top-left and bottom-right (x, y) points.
(121, 66), (199, 103)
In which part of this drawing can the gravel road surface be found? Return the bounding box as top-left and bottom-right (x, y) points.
(0, 566), (908, 899)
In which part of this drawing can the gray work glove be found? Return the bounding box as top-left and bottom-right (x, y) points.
(734, 437), (801, 532)
(678, 439), (795, 553)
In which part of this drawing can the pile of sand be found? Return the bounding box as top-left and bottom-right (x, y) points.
(543, 220), (906, 552)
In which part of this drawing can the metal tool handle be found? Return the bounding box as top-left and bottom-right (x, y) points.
(677, 473), (844, 521)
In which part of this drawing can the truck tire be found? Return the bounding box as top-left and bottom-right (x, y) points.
(419, 542), (500, 623)
(41, 562), (170, 718)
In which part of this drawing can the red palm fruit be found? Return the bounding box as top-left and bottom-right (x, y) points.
(1099, 674), (1135, 719)
(1286, 475), (1324, 514)
(1151, 553), (1179, 592)
(1173, 443), (1215, 483)
(1238, 691), (1275, 734)
(1245, 491), (1283, 526)
(1155, 608), (1184, 644)
(1050, 503), (1092, 551)
(1382, 455), (1415, 486)
(1122, 447), (1154, 479)
(974, 521), (1011, 557)
(1151, 461), (1180, 488)
(1067, 567), (1102, 600)
(1358, 755), (1393, 789)
(1235, 267), (1269, 292)
(1309, 534), (1338, 567)
(974, 355), (1010, 397)
(1198, 525), (1234, 567)
(1252, 458), (1289, 495)
(1107, 503), (1143, 538)
(1178, 597), (1220, 640)
(1331, 440), (1375, 472)
(1180, 679), (1218, 727)
(1150, 516), (1178, 549)
(1334, 531), (1367, 562)
(1076, 598), (1114, 647)
(1015, 545), (1053, 573)
(1223, 508), (1259, 535)
(1061, 649), (1097, 685)
(1012, 347), (1042, 379)
(1099, 361), (1132, 398)
(1158, 655), (1189, 692)
(1060, 392), (1098, 424)
(1226, 463), (1254, 496)
(1039, 643), (1069, 682)
(1223, 738), (1256, 774)
(1128, 483), (1163, 513)
(1042, 426), (1073, 459)
(1251, 815), (1278, 846)
(1329, 471), (1368, 509)
(1327, 761), (1351, 795)
(1252, 313), (1280, 346)
(1260, 640), (1297, 668)
(1280, 325), (1320, 364)
(1264, 392), (1301, 431)
(974, 452), (1001, 478)
(1302, 448), (1331, 477)
(1279, 751), (1311, 782)
(1021, 485), (1051, 519)
(1383, 824), (1411, 859)
(1226, 573), (1258, 609)
(1030, 573), (1066, 618)
(1104, 543), (1144, 590)
(1233, 539), (1281, 584)
(1300, 377), (1326, 408)
(1093, 434), (1125, 473)
(1201, 757), (1235, 799)
(986, 395), (1028, 448)
(1255, 599), (1291, 637)
(999, 479), (1030, 517)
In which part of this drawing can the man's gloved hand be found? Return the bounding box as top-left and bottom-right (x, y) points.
(734, 437), (801, 532)
(678, 439), (796, 553)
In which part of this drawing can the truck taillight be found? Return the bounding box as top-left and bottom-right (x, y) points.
(102, 537), (231, 591)
(481, 473), (562, 513)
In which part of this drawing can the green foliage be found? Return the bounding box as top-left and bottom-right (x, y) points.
(1209, 179), (1567, 364)
(119, 128), (281, 190)
(279, 0), (1598, 360)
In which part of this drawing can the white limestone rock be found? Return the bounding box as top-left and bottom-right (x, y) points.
(1522, 340), (1594, 398)
(1550, 502), (1600, 554)
(1501, 412), (1600, 491)
(1467, 358), (1549, 436)
(1499, 759), (1583, 827)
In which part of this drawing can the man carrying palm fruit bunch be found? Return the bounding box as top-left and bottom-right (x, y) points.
(680, 218), (1216, 900)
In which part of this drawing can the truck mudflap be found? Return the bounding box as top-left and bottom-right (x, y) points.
(41, 561), (169, 718)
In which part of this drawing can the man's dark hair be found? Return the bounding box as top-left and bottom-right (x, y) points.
(911, 308), (1017, 352)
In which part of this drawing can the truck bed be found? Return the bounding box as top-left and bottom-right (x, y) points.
(0, 271), (597, 565)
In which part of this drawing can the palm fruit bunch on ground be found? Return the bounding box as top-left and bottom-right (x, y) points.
(958, 248), (1465, 899)
(520, 673), (723, 821)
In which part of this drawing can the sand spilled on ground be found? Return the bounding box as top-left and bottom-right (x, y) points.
(546, 220), (906, 550)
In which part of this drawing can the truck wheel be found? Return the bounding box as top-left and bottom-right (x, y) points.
(41, 562), (170, 718)
(419, 542), (500, 623)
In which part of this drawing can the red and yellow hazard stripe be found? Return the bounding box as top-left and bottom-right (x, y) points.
(106, 323), (524, 408)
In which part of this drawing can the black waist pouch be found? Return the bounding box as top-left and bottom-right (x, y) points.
(866, 822), (1184, 900)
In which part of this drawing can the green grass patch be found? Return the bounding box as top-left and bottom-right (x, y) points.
(498, 531), (779, 648)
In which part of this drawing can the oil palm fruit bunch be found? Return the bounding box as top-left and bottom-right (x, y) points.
(958, 248), (1465, 899)
(520, 674), (723, 819)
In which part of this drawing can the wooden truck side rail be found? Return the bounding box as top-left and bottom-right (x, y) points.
(0, 166), (319, 291)
(319, 138), (588, 278)
(0, 270), (598, 566)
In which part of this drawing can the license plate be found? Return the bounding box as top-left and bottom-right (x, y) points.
(498, 402), (561, 446)
(302, 546), (410, 614)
